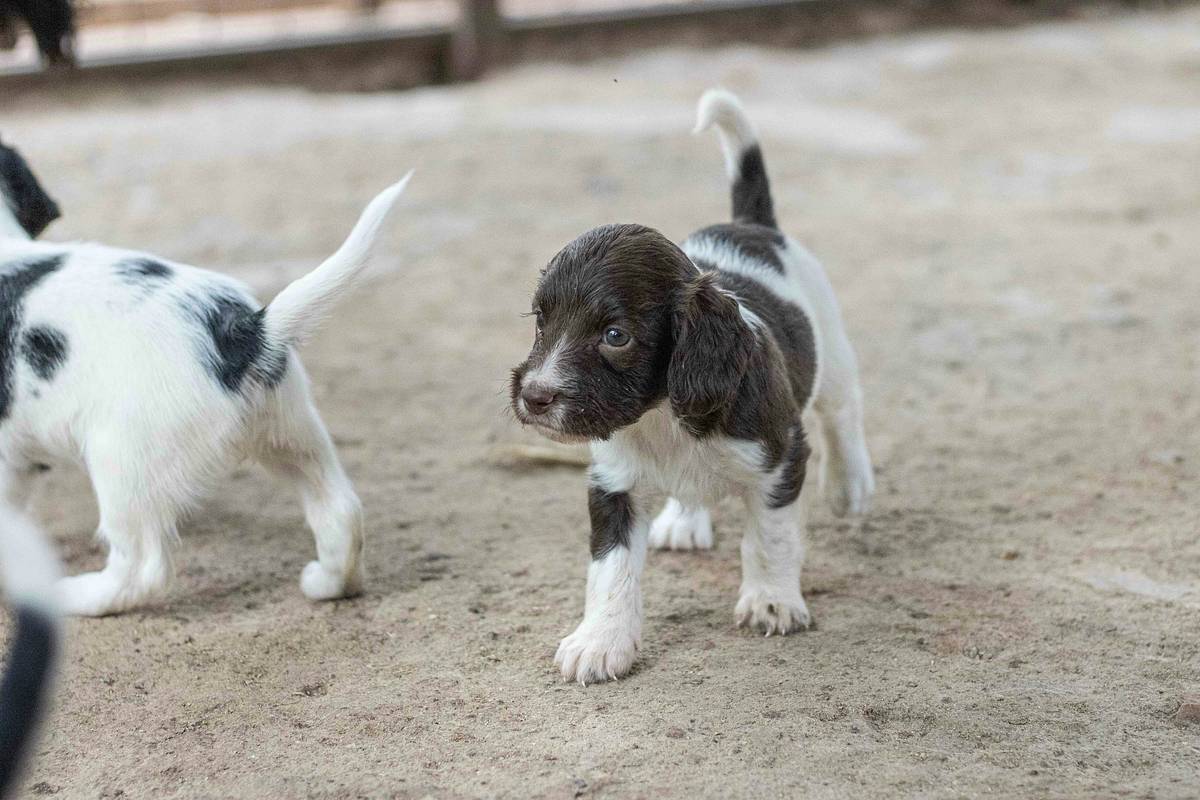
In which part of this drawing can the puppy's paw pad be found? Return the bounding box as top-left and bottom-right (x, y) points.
(649, 502), (713, 551)
(554, 623), (639, 685)
(735, 591), (811, 636)
(300, 561), (359, 601)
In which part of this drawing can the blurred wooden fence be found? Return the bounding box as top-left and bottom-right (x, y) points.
(0, 0), (1127, 92)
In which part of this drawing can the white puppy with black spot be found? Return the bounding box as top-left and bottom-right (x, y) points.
(511, 90), (874, 684)
(0, 138), (410, 616)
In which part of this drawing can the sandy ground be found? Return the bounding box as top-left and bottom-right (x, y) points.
(3, 5), (1200, 798)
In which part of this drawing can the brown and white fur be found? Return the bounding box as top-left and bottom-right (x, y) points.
(510, 90), (874, 684)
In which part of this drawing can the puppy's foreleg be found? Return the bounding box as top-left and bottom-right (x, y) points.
(554, 474), (646, 685)
(737, 499), (811, 635)
(737, 430), (812, 635)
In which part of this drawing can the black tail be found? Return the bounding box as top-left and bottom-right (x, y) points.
(695, 89), (778, 229)
(731, 145), (776, 228)
(0, 607), (56, 798)
(0, 507), (61, 798)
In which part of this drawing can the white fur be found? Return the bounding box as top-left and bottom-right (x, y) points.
(735, 466), (811, 636)
(554, 531), (646, 685)
(694, 89), (758, 180)
(0, 176), (410, 616)
(649, 498), (712, 551)
(0, 206), (28, 241)
(516, 338), (575, 434)
(265, 173), (411, 346)
(0, 501), (60, 617)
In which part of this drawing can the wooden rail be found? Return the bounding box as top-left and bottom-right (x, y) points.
(0, 0), (1144, 95)
(78, 0), (384, 28)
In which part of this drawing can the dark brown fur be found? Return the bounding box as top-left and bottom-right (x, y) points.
(510, 224), (818, 480)
(588, 486), (634, 559)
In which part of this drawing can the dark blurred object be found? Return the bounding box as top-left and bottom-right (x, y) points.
(0, 0), (75, 66)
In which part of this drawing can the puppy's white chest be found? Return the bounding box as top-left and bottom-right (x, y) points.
(592, 407), (762, 504)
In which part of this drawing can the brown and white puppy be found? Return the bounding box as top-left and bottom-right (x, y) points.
(511, 90), (875, 684)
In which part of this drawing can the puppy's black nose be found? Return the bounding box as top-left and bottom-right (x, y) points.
(521, 386), (558, 415)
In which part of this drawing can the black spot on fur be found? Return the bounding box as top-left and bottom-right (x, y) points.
(732, 145), (776, 229)
(0, 605), (58, 798)
(0, 142), (60, 239)
(0, 255), (64, 419)
(767, 424), (811, 509)
(691, 223), (786, 273)
(116, 257), (173, 284)
(185, 290), (286, 393)
(20, 325), (67, 381)
(184, 292), (288, 395)
(588, 485), (634, 560)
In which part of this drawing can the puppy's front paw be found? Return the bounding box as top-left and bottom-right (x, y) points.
(554, 622), (639, 685)
(649, 500), (713, 551)
(300, 560), (362, 601)
(735, 589), (811, 636)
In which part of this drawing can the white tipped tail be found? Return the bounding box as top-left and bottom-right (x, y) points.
(263, 171), (412, 347)
(694, 89), (777, 229)
(694, 89), (759, 180)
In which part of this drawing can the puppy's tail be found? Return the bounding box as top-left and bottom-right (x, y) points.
(262, 171), (412, 347)
(694, 89), (777, 229)
(0, 506), (60, 798)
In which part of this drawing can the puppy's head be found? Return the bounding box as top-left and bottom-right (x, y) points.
(510, 224), (755, 442)
(0, 140), (60, 239)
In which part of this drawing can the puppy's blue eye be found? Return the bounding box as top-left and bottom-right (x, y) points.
(603, 327), (631, 347)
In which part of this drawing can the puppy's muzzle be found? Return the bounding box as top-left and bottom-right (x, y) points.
(520, 385), (558, 416)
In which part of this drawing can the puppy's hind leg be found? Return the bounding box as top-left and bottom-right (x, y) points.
(812, 327), (874, 518)
(781, 241), (874, 517)
(58, 441), (179, 616)
(649, 498), (713, 551)
(256, 370), (363, 602)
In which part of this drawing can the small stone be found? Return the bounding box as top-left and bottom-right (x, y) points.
(665, 726), (686, 739)
(1173, 699), (1200, 725)
(1148, 450), (1184, 467)
(1002, 549), (1020, 561)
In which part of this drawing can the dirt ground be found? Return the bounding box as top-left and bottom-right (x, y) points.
(3, 5), (1200, 798)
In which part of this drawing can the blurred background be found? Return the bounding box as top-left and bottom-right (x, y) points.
(0, 0), (1120, 88)
(2, 1), (1198, 798)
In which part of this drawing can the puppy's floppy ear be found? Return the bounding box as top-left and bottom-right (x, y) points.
(668, 271), (754, 436)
